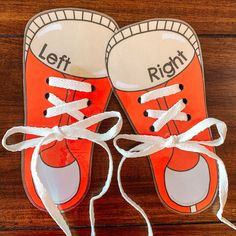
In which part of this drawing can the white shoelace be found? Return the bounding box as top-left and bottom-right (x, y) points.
(113, 84), (236, 235)
(2, 77), (123, 236)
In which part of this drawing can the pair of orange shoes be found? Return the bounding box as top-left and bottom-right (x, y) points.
(2, 8), (235, 236)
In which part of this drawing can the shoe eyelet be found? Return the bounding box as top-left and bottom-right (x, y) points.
(187, 114), (191, 121)
(179, 84), (184, 90)
(91, 85), (96, 92)
(43, 110), (47, 116)
(87, 100), (92, 106)
(137, 97), (141, 104)
(183, 98), (188, 104)
(150, 125), (155, 132)
(45, 93), (49, 99)
(143, 110), (148, 117)
(46, 78), (49, 84)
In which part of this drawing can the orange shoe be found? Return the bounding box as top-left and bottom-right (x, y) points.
(22, 8), (119, 212)
(2, 8), (121, 235)
(107, 19), (221, 214)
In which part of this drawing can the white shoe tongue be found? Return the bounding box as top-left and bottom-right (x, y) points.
(29, 19), (116, 78)
(107, 23), (197, 91)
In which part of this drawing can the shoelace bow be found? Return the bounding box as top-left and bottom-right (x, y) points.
(2, 77), (123, 236)
(113, 84), (236, 236)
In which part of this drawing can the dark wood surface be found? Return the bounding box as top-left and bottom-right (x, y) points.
(0, 1), (235, 235)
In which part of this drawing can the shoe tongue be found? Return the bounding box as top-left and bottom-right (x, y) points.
(107, 24), (196, 91)
(30, 20), (116, 78)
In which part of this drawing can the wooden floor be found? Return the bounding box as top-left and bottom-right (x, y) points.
(0, 1), (235, 235)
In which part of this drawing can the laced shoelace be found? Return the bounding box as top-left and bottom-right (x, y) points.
(2, 76), (123, 236)
(113, 84), (236, 236)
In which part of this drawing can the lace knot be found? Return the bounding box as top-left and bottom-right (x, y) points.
(52, 126), (65, 141)
(165, 135), (178, 148)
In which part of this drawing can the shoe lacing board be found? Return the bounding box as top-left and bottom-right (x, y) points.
(22, 8), (119, 212)
(106, 18), (218, 215)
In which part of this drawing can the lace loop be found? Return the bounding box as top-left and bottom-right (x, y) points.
(2, 111), (122, 236)
(114, 118), (226, 158)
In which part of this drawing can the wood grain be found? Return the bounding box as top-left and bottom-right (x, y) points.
(0, 1), (236, 235)
(0, 0), (235, 35)
(0, 223), (235, 236)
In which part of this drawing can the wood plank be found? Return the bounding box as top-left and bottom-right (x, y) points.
(0, 223), (235, 235)
(0, 37), (235, 231)
(0, 0), (235, 35)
